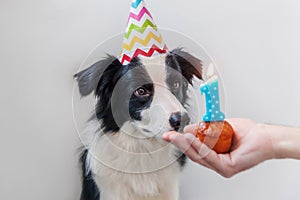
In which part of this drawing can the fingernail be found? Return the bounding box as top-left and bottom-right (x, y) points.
(162, 135), (169, 141)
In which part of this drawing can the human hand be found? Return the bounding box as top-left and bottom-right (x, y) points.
(163, 118), (275, 178)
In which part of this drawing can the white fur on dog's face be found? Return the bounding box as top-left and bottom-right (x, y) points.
(123, 55), (188, 138)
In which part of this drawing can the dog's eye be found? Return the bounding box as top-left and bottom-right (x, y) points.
(172, 80), (180, 89)
(134, 87), (150, 97)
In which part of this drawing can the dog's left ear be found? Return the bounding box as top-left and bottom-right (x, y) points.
(74, 55), (122, 96)
(167, 48), (203, 84)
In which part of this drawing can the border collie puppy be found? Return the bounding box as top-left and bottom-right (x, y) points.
(75, 48), (202, 200)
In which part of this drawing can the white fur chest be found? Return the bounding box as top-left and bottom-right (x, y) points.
(85, 121), (182, 200)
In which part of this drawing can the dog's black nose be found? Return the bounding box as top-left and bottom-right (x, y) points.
(169, 112), (190, 131)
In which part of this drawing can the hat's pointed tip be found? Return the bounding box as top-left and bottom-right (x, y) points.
(120, 0), (167, 64)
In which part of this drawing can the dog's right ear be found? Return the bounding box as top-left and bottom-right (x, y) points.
(74, 55), (122, 96)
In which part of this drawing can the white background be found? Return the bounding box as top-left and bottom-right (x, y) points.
(1, 0), (300, 199)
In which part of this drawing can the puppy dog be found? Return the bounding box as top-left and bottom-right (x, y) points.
(75, 48), (202, 200)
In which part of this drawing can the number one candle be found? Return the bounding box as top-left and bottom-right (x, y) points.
(200, 63), (225, 122)
(196, 63), (234, 154)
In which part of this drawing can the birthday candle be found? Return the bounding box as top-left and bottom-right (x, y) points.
(200, 64), (225, 122)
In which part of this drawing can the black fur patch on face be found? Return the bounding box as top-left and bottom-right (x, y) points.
(94, 57), (153, 133)
(165, 64), (188, 104)
(129, 83), (154, 120)
(165, 48), (203, 103)
(75, 56), (154, 133)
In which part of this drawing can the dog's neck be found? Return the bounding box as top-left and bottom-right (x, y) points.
(85, 119), (179, 174)
(114, 121), (168, 153)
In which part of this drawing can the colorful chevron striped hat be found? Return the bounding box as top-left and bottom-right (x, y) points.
(119, 0), (168, 65)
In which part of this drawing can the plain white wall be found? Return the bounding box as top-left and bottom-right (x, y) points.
(0, 0), (299, 200)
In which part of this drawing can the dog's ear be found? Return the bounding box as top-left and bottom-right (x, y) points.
(74, 55), (122, 96)
(167, 48), (203, 84)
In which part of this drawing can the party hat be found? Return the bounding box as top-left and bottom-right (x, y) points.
(119, 0), (168, 65)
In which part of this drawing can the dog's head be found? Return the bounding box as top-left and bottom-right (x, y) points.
(75, 48), (202, 138)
